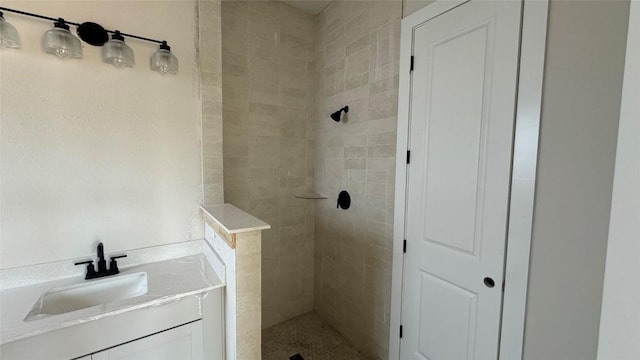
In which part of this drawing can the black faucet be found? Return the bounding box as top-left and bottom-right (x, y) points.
(97, 242), (107, 273)
(75, 242), (127, 280)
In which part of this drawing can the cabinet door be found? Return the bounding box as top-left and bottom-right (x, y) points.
(92, 321), (203, 360)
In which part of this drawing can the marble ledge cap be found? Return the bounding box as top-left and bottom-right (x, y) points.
(200, 204), (270, 234)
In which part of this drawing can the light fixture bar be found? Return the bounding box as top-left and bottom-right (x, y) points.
(111, 30), (162, 45)
(0, 6), (164, 45)
(0, 7), (80, 26)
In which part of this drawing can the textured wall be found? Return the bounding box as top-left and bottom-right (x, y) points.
(402, 0), (436, 17)
(200, 0), (225, 205)
(221, 0), (317, 329)
(313, 2), (401, 358)
(0, 0), (223, 269)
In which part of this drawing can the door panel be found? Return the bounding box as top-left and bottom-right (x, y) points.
(422, 23), (489, 257)
(92, 321), (203, 360)
(401, 1), (522, 359)
(417, 272), (478, 360)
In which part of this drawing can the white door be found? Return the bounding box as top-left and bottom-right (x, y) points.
(401, 1), (522, 359)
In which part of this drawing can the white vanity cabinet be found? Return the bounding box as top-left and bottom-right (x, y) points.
(1, 253), (225, 360)
(1, 292), (222, 360)
(1, 293), (219, 360)
(91, 321), (203, 360)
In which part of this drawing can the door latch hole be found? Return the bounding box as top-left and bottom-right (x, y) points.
(484, 277), (495, 288)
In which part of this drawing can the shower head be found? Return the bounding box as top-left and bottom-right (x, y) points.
(330, 106), (349, 122)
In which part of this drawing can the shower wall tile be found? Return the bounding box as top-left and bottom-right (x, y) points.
(200, 0), (225, 205)
(234, 230), (263, 360)
(222, 0), (317, 330)
(314, 1), (402, 359)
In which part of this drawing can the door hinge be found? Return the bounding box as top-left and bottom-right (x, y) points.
(403, 239), (407, 253)
(400, 325), (403, 338)
(502, 281), (506, 292)
(406, 150), (411, 164)
(410, 56), (414, 72)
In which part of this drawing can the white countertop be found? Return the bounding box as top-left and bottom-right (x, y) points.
(0, 254), (224, 345)
(200, 204), (270, 234)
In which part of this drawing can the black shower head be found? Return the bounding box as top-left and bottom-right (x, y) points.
(330, 106), (349, 122)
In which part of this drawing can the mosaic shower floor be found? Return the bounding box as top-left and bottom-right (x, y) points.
(262, 312), (372, 360)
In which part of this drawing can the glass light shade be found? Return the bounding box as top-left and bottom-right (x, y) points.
(150, 43), (178, 75)
(0, 15), (21, 49)
(102, 33), (134, 68)
(42, 22), (82, 59)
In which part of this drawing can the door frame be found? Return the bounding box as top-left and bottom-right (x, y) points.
(389, 0), (549, 358)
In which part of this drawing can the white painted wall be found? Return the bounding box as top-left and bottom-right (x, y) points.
(0, 1), (204, 269)
(598, 2), (640, 358)
(523, 1), (629, 359)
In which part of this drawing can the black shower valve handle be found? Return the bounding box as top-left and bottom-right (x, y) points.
(337, 190), (351, 210)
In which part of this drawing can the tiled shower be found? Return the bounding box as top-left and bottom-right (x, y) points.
(221, 0), (317, 328)
(221, 0), (401, 358)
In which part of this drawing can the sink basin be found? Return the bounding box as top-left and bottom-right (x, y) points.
(24, 272), (148, 321)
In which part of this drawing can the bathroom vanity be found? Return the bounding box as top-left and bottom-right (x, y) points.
(0, 245), (225, 360)
(0, 204), (268, 360)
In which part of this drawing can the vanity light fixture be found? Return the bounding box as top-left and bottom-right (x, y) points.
(150, 41), (178, 75)
(42, 18), (83, 59)
(0, 11), (21, 49)
(0, 6), (178, 74)
(330, 106), (349, 122)
(102, 31), (134, 68)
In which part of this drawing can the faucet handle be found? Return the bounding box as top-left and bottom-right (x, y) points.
(108, 255), (127, 274)
(74, 260), (97, 279)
